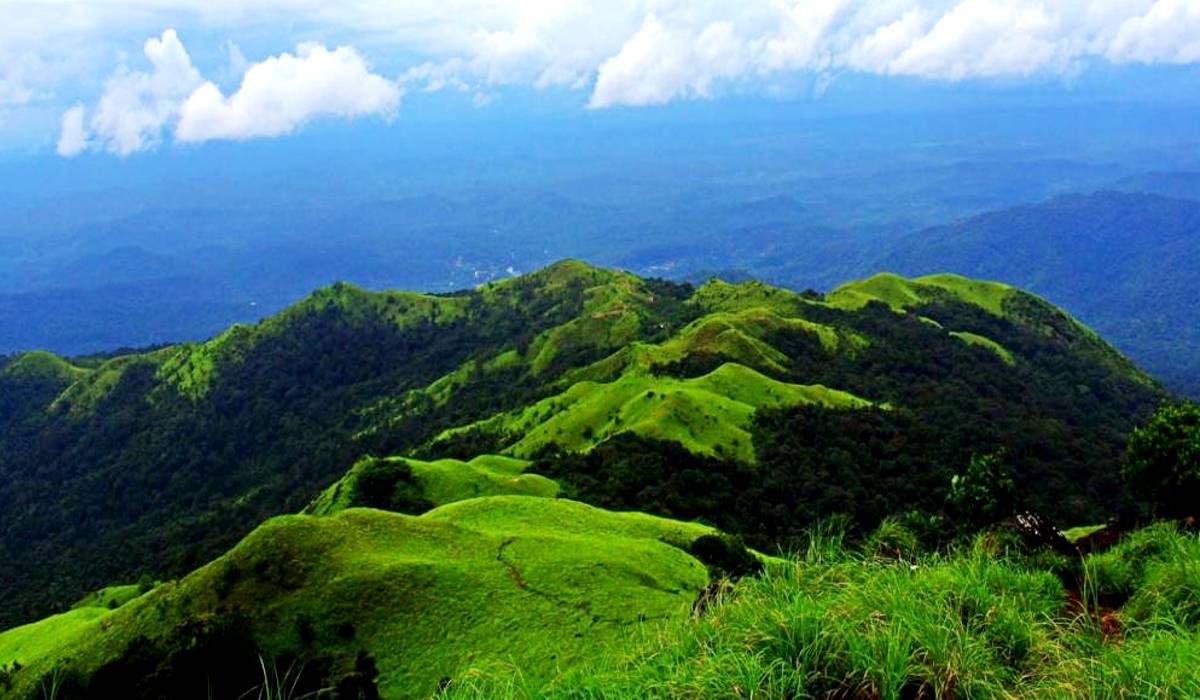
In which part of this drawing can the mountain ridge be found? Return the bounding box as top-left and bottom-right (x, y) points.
(0, 260), (1161, 632)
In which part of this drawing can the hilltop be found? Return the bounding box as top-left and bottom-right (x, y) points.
(0, 498), (717, 699)
(0, 260), (1161, 632)
(877, 191), (1200, 397)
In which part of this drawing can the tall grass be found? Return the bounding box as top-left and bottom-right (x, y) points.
(238, 656), (324, 700)
(447, 523), (1200, 699)
(37, 668), (62, 700)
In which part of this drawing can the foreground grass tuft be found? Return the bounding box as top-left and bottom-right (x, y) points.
(447, 524), (1200, 700)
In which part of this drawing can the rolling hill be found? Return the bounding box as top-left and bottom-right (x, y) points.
(0, 498), (716, 699)
(0, 260), (1161, 634)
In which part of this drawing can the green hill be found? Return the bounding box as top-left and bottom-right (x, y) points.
(0, 261), (1162, 630)
(0, 498), (714, 700)
(435, 363), (871, 463)
(307, 454), (558, 515)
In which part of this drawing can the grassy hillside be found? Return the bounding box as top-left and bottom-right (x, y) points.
(0, 498), (714, 700)
(307, 454), (558, 515)
(436, 363), (871, 463)
(0, 261), (1161, 628)
(448, 522), (1200, 699)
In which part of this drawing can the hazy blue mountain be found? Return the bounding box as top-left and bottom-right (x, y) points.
(1113, 171), (1200, 201)
(0, 107), (1170, 358)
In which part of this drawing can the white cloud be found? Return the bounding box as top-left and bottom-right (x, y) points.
(887, 0), (1069, 80)
(590, 16), (750, 108)
(1107, 0), (1200, 64)
(176, 43), (400, 142)
(578, 1), (1200, 107)
(87, 29), (202, 155)
(842, 9), (934, 73)
(21, 0), (1200, 151)
(59, 31), (400, 155)
(0, 79), (34, 106)
(56, 104), (88, 157)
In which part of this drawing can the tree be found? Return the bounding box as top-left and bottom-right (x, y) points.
(1125, 401), (1200, 519)
(947, 450), (1016, 530)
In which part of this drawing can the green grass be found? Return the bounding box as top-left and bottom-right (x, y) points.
(1086, 523), (1200, 627)
(0, 351), (90, 384)
(308, 455), (559, 515)
(1, 497), (713, 700)
(69, 584), (147, 612)
(48, 348), (177, 417)
(554, 306), (861, 391)
(0, 608), (110, 668)
(951, 331), (1016, 365)
(915, 273), (1016, 316)
(826, 272), (1016, 316)
(436, 363), (872, 463)
(11, 522), (1198, 699)
(689, 279), (812, 318)
(448, 523), (1200, 700)
(155, 280), (473, 401)
(1063, 525), (1108, 543)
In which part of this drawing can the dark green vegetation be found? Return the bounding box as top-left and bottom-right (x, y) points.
(879, 191), (1200, 397)
(0, 262), (1161, 630)
(1124, 401), (1200, 520)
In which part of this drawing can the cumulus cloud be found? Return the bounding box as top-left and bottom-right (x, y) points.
(176, 43), (400, 142)
(30, 0), (1200, 152)
(590, 16), (750, 108)
(87, 29), (202, 155)
(60, 30), (400, 155)
(886, 0), (1069, 79)
(56, 104), (88, 157)
(1107, 0), (1200, 64)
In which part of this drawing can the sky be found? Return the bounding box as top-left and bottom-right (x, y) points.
(1, 0), (1200, 157)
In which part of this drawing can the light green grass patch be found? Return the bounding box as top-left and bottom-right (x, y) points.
(914, 273), (1015, 316)
(950, 331), (1015, 365)
(827, 272), (1016, 318)
(690, 279), (811, 317)
(0, 351), (91, 384)
(1063, 524), (1108, 543)
(158, 282), (471, 400)
(70, 584), (147, 611)
(436, 362), (871, 463)
(49, 348), (177, 417)
(0, 607), (109, 668)
(448, 525), (1200, 700)
(309, 455), (558, 515)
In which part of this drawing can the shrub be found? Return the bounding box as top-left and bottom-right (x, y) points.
(1125, 401), (1200, 519)
(351, 459), (434, 514)
(947, 450), (1016, 531)
(688, 534), (763, 580)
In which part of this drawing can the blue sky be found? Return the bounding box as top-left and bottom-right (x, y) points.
(2, 1), (1199, 157)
